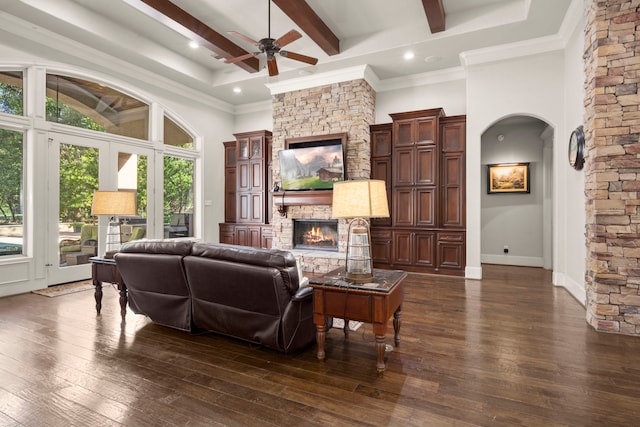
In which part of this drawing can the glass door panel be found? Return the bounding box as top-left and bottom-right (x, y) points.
(163, 156), (194, 239)
(48, 133), (103, 285)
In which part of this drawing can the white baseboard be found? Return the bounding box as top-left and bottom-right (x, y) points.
(481, 254), (544, 267)
(553, 271), (586, 307)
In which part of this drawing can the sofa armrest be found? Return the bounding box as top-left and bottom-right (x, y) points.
(292, 285), (313, 302)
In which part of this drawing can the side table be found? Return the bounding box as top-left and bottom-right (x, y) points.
(90, 257), (127, 324)
(309, 268), (407, 374)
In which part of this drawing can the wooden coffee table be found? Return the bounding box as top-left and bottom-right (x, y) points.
(309, 268), (406, 374)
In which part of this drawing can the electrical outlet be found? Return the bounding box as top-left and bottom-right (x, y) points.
(503, 245), (509, 254)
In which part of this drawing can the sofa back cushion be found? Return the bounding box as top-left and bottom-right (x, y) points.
(114, 240), (193, 331)
(190, 243), (300, 292)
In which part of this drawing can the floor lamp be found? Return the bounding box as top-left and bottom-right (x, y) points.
(91, 191), (136, 258)
(332, 179), (390, 283)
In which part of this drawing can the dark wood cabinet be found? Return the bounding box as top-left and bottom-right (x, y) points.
(371, 110), (466, 276)
(220, 130), (273, 249)
(223, 141), (237, 223)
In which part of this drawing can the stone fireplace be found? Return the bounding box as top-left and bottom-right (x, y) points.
(270, 76), (376, 273)
(293, 219), (338, 251)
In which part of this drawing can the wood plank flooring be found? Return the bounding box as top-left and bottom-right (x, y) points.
(1, 264), (640, 426)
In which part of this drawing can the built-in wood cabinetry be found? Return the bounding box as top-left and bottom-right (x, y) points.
(371, 109), (466, 276)
(220, 130), (272, 248)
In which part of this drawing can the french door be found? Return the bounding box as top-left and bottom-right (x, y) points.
(47, 132), (154, 285)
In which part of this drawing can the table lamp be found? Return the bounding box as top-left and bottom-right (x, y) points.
(91, 190), (136, 257)
(332, 179), (389, 283)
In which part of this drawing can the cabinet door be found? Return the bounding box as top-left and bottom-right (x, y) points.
(415, 232), (436, 267)
(249, 136), (263, 159)
(415, 146), (437, 185)
(249, 226), (261, 248)
(250, 192), (264, 223)
(224, 141), (236, 167)
(393, 147), (414, 186)
(441, 119), (465, 152)
(415, 188), (436, 227)
(219, 224), (235, 245)
(393, 188), (414, 227)
(237, 193), (250, 222)
(251, 159), (263, 190)
(442, 152), (464, 228)
(237, 161), (250, 191)
(437, 232), (465, 269)
(393, 119), (414, 147)
(416, 117), (437, 144)
(371, 228), (392, 265)
(225, 168), (236, 223)
(371, 157), (392, 226)
(237, 138), (250, 160)
(392, 230), (413, 265)
(261, 226), (273, 249)
(371, 126), (392, 156)
(235, 226), (249, 246)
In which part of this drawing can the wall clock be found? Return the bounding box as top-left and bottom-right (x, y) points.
(568, 125), (585, 170)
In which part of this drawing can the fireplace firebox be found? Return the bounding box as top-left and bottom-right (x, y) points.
(293, 219), (338, 251)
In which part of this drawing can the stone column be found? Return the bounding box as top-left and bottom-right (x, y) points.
(584, 0), (640, 335)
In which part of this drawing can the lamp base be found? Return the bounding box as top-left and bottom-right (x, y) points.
(346, 271), (374, 284)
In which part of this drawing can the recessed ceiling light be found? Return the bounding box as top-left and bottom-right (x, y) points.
(189, 41), (199, 49)
(403, 51), (415, 60)
(424, 55), (441, 63)
(233, 87), (242, 94)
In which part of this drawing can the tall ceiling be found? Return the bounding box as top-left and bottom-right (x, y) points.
(0, 0), (574, 106)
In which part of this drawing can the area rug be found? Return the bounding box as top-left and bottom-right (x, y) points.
(32, 280), (94, 297)
(332, 318), (363, 331)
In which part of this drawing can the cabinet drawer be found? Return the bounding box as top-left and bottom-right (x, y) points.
(437, 232), (464, 242)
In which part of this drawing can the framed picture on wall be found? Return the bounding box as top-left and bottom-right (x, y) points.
(487, 163), (530, 194)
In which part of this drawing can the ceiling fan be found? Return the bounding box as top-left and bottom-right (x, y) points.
(225, 0), (318, 76)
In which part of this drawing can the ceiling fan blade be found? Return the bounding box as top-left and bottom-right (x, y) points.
(275, 30), (302, 48)
(267, 58), (279, 76)
(224, 52), (258, 64)
(280, 51), (318, 65)
(228, 31), (259, 46)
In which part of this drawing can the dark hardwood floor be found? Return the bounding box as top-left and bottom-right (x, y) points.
(1, 264), (639, 426)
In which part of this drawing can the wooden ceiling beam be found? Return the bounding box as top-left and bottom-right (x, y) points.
(124, 0), (260, 73)
(422, 0), (446, 33)
(272, 0), (340, 56)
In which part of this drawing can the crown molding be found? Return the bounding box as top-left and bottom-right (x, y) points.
(234, 100), (272, 115)
(460, 34), (565, 68)
(375, 66), (466, 93)
(265, 64), (381, 95)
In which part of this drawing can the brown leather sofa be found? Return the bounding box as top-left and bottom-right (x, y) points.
(114, 241), (316, 353)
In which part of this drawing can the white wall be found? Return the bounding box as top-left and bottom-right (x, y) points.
(560, 10), (587, 304)
(375, 79), (466, 123)
(481, 120), (547, 267)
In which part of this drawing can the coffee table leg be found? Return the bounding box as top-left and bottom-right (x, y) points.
(393, 305), (402, 346)
(316, 323), (326, 360)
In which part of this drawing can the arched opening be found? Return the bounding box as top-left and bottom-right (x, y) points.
(480, 115), (554, 270)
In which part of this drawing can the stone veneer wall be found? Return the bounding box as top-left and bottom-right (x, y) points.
(584, 0), (640, 335)
(271, 79), (376, 272)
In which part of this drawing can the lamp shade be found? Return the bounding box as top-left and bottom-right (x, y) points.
(331, 179), (389, 219)
(91, 191), (136, 216)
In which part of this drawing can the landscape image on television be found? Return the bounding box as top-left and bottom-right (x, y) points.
(278, 144), (344, 190)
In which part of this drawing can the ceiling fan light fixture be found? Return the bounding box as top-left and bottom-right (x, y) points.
(225, 0), (318, 76)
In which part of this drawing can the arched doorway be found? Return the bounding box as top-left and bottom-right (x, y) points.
(480, 115), (554, 270)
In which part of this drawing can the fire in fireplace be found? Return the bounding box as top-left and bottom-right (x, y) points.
(293, 219), (338, 251)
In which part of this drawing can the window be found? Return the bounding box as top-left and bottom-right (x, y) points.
(164, 156), (194, 238)
(0, 71), (23, 116)
(164, 116), (194, 149)
(46, 74), (149, 139)
(0, 128), (24, 257)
